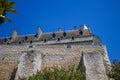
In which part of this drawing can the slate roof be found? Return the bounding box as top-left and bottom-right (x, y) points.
(0, 29), (92, 44)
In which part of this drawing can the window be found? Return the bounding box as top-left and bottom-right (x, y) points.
(30, 41), (32, 44)
(52, 33), (56, 38)
(4, 38), (7, 42)
(67, 45), (71, 48)
(57, 38), (60, 41)
(44, 39), (47, 43)
(63, 32), (67, 37)
(18, 41), (21, 44)
(25, 36), (28, 40)
(34, 34), (38, 38)
(72, 37), (74, 40)
(79, 31), (83, 35)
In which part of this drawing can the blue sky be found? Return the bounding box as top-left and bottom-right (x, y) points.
(0, 0), (120, 62)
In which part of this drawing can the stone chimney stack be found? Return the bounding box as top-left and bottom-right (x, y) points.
(12, 29), (18, 40)
(80, 24), (91, 36)
(37, 27), (42, 39)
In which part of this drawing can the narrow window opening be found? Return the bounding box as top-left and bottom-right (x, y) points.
(19, 41), (21, 44)
(4, 38), (7, 42)
(52, 33), (56, 38)
(72, 37), (74, 40)
(67, 45), (71, 48)
(34, 34), (38, 38)
(25, 36), (28, 41)
(63, 32), (67, 37)
(44, 39), (46, 43)
(57, 38), (60, 41)
(30, 41), (32, 44)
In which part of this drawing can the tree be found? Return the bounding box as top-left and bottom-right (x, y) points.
(108, 59), (120, 80)
(0, 0), (17, 25)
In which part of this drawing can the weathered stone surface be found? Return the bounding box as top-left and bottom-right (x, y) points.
(0, 45), (111, 80)
(83, 53), (108, 80)
(15, 51), (42, 80)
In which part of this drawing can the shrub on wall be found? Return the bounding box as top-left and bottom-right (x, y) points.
(21, 65), (85, 80)
(108, 59), (120, 80)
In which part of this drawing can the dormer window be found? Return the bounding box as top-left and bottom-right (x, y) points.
(25, 36), (28, 41)
(52, 33), (56, 38)
(63, 32), (67, 37)
(72, 36), (74, 40)
(79, 31), (83, 35)
(44, 39), (47, 43)
(57, 38), (60, 41)
(4, 38), (7, 42)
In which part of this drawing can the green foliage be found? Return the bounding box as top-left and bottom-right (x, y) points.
(0, 0), (17, 25)
(108, 59), (120, 80)
(21, 65), (85, 80)
(29, 50), (34, 53)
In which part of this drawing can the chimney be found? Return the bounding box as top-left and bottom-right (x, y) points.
(12, 29), (18, 40)
(58, 27), (62, 32)
(37, 26), (42, 39)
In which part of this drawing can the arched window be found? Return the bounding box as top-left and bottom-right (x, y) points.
(63, 32), (67, 37)
(79, 31), (83, 35)
(52, 33), (56, 38)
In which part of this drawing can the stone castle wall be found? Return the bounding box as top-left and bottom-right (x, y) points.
(0, 44), (111, 80)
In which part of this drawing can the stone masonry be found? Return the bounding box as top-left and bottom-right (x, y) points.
(0, 44), (111, 80)
(0, 24), (111, 80)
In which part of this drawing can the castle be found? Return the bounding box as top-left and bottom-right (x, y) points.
(0, 24), (111, 80)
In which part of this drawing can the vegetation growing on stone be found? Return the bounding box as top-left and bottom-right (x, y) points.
(21, 65), (85, 80)
(0, 0), (17, 25)
(108, 59), (120, 80)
